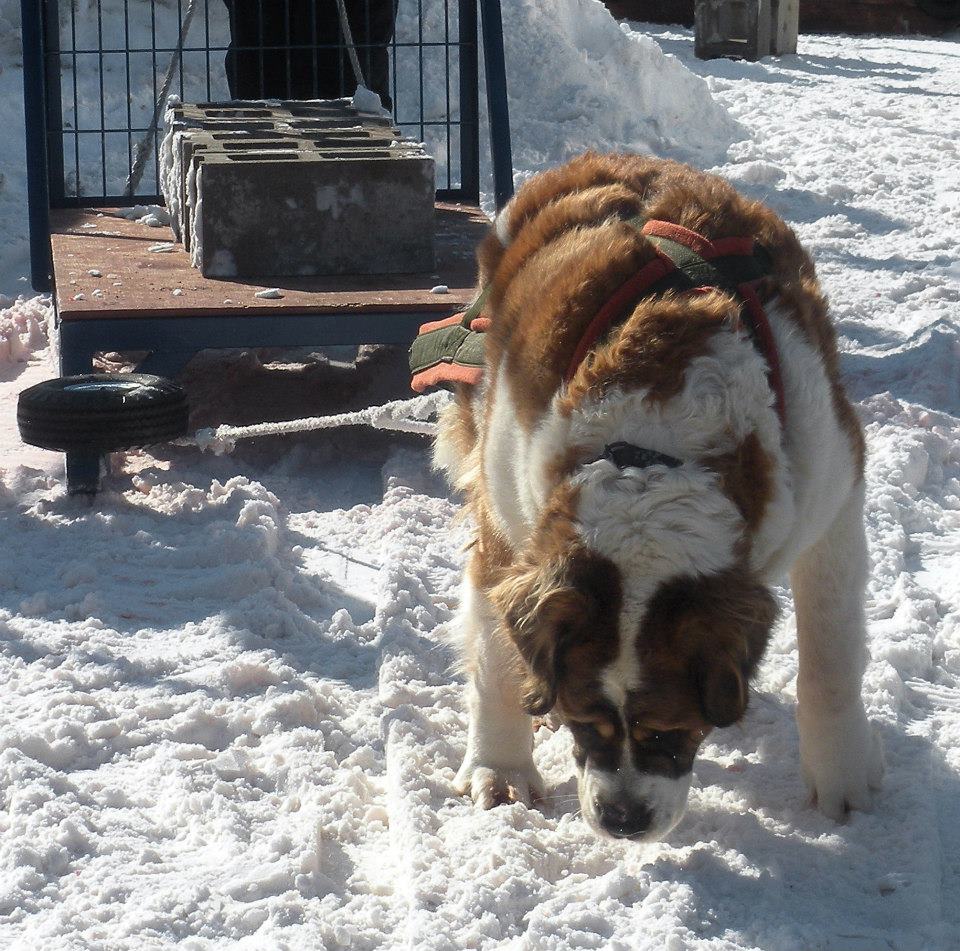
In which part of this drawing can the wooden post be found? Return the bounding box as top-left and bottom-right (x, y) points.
(773, 0), (800, 54)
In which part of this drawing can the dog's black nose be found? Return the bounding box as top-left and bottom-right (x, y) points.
(597, 800), (652, 839)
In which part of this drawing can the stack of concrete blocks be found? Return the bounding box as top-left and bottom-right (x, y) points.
(159, 99), (436, 278)
(694, 0), (799, 60)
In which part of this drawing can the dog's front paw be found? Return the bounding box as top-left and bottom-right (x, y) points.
(798, 704), (884, 821)
(454, 761), (544, 809)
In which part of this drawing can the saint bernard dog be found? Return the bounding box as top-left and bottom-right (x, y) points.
(434, 153), (883, 841)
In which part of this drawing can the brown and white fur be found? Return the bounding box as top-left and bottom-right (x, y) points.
(436, 154), (883, 841)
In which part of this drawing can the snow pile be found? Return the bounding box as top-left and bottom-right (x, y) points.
(352, 84), (391, 117)
(0, 296), (49, 365)
(497, 0), (740, 170)
(109, 204), (171, 227)
(0, 469), (403, 942)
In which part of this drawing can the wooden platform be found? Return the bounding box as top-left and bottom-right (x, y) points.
(51, 202), (488, 322)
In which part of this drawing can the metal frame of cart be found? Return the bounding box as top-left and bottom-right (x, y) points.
(20, 0), (513, 493)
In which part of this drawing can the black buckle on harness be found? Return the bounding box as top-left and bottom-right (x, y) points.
(602, 442), (683, 471)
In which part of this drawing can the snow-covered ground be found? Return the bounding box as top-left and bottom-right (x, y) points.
(2, 3), (960, 948)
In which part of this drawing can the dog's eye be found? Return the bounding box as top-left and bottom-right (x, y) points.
(571, 720), (616, 742)
(632, 726), (685, 746)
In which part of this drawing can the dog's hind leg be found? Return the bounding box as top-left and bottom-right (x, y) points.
(790, 481), (884, 820)
(453, 569), (543, 809)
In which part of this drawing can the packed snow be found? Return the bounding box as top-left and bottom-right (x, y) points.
(2, 1), (960, 948)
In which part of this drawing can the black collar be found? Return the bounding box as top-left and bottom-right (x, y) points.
(602, 441), (683, 471)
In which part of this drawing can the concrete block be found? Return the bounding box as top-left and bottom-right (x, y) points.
(178, 128), (405, 250)
(160, 99), (430, 275)
(180, 101), (397, 132)
(180, 136), (301, 252)
(191, 148), (435, 278)
(161, 105), (400, 241)
(161, 112), (286, 239)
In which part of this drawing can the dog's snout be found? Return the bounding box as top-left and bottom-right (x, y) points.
(596, 799), (652, 839)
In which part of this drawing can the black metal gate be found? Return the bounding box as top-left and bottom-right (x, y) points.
(36, 0), (480, 205)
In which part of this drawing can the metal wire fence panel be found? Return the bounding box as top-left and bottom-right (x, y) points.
(41, 0), (479, 206)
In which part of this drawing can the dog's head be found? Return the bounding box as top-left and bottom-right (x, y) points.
(491, 454), (777, 841)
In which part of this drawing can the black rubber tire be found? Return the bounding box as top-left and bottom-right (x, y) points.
(17, 373), (190, 452)
(917, 0), (960, 19)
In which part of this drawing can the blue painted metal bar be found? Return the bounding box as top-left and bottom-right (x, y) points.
(204, 0), (213, 100)
(50, 188), (469, 210)
(58, 309), (444, 357)
(417, 0), (425, 143)
(21, 0), (53, 291)
(123, 0), (134, 183)
(459, 0), (480, 203)
(444, 0), (451, 191)
(96, 0), (108, 197)
(66, 451), (104, 496)
(149, 0), (160, 195)
(478, 0), (513, 210)
(135, 350), (197, 378)
(58, 338), (97, 377)
(57, 337), (103, 495)
(68, 0), (80, 199)
(43, 0), (65, 206)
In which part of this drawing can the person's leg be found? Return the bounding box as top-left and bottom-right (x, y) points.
(287, 0), (342, 100)
(222, 0), (245, 98)
(223, 0), (300, 99)
(224, 0), (397, 103)
(348, 0), (397, 109)
(293, 1), (396, 106)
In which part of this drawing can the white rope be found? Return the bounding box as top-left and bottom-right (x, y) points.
(334, 0), (367, 90)
(176, 392), (449, 455)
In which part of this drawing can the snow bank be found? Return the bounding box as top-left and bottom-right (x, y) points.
(0, 296), (49, 365)
(497, 0), (740, 171)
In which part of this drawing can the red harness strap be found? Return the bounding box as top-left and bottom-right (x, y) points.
(564, 219), (786, 427)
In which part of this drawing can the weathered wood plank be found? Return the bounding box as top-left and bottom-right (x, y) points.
(52, 203), (487, 322)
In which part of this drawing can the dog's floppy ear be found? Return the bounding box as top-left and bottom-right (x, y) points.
(693, 653), (749, 728)
(492, 547), (622, 716)
(493, 565), (588, 715)
(678, 571), (778, 728)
